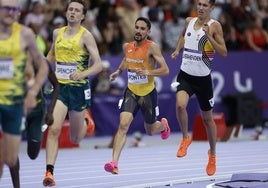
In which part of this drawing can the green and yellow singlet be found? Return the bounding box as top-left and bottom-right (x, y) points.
(55, 26), (89, 86)
(0, 22), (27, 105)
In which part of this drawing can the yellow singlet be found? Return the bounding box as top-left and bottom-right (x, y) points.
(0, 22), (27, 105)
(54, 26), (90, 86)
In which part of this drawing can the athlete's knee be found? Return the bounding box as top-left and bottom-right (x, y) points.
(176, 103), (187, 112)
(118, 123), (130, 135)
(70, 136), (82, 144)
(48, 126), (61, 138)
(202, 117), (215, 127)
(118, 128), (129, 136)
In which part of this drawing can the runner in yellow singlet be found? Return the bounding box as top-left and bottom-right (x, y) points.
(42, 0), (102, 186)
(0, 0), (48, 184)
(104, 17), (171, 174)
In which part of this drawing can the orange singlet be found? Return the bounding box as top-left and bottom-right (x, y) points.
(124, 40), (155, 96)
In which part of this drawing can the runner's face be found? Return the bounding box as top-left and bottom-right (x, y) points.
(134, 20), (150, 42)
(196, 0), (214, 19)
(0, 0), (20, 25)
(66, 2), (85, 24)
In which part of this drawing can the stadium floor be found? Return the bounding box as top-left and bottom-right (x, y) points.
(1, 128), (268, 188)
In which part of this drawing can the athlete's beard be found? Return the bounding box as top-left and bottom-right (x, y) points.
(134, 34), (146, 42)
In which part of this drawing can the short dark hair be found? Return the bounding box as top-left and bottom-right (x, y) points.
(68, 0), (87, 15)
(135, 17), (151, 30)
(210, 0), (216, 5)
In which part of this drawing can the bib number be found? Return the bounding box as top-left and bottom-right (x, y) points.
(56, 62), (77, 80)
(128, 70), (148, 84)
(0, 58), (14, 79)
(84, 89), (91, 100)
(182, 50), (202, 64)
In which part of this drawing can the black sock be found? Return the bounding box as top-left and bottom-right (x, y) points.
(46, 164), (54, 175)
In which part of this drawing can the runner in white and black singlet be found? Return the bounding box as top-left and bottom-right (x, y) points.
(170, 0), (227, 176)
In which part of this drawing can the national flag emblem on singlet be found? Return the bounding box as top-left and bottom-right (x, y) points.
(198, 35), (214, 70)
